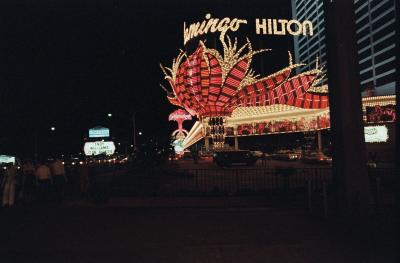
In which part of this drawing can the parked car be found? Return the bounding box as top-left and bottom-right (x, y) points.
(301, 152), (332, 164)
(181, 151), (193, 160)
(250, 151), (264, 158)
(213, 150), (258, 167)
(271, 150), (300, 161)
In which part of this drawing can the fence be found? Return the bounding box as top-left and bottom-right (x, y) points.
(111, 167), (332, 197)
(111, 166), (396, 217)
(167, 167), (332, 195)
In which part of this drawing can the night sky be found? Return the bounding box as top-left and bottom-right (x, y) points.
(0, 0), (292, 158)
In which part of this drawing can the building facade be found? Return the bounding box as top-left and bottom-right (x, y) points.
(291, 0), (398, 96)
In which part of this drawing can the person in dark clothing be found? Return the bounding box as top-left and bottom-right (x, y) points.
(50, 159), (67, 202)
(21, 160), (36, 203)
(35, 162), (52, 202)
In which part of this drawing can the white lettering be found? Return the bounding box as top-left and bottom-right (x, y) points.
(255, 19), (267, 34)
(302, 20), (314, 36)
(273, 19), (287, 35)
(183, 14), (314, 44)
(287, 20), (302, 35)
(267, 19), (272, 34)
(183, 14), (248, 45)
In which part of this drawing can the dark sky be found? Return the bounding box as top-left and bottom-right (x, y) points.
(0, 0), (292, 158)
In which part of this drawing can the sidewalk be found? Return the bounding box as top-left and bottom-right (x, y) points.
(68, 195), (311, 209)
(1, 201), (396, 263)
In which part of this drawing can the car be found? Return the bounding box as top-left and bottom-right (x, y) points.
(181, 151), (193, 160)
(213, 150), (258, 167)
(250, 151), (264, 158)
(271, 150), (300, 161)
(301, 152), (332, 164)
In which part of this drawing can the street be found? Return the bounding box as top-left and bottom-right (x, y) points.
(0, 204), (396, 263)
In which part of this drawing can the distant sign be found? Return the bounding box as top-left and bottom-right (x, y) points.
(89, 126), (110, 138)
(366, 105), (396, 123)
(84, 141), (115, 156)
(364, 126), (388, 143)
(0, 155), (16, 165)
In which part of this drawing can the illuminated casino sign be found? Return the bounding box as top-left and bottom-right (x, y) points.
(364, 126), (389, 143)
(169, 109), (192, 154)
(83, 141), (115, 156)
(183, 14), (314, 45)
(0, 155), (16, 165)
(89, 126), (110, 138)
(366, 105), (396, 123)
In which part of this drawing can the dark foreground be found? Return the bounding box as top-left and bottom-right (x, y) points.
(0, 201), (396, 263)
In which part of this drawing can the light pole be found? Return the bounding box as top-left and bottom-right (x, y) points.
(132, 113), (137, 149)
(49, 126), (56, 158)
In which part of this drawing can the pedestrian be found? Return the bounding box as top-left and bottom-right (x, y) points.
(77, 163), (89, 198)
(2, 164), (18, 207)
(35, 161), (52, 202)
(21, 160), (36, 203)
(192, 150), (199, 164)
(50, 159), (68, 202)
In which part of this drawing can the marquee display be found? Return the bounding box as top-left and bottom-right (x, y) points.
(364, 126), (389, 143)
(169, 109), (192, 154)
(83, 141), (116, 156)
(366, 105), (396, 123)
(89, 126), (110, 138)
(0, 155), (16, 165)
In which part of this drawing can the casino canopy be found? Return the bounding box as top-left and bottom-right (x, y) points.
(161, 34), (329, 148)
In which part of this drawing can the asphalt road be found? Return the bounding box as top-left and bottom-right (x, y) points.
(0, 204), (396, 263)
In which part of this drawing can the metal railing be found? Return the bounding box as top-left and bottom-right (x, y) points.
(152, 167), (332, 195)
(110, 166), (396, 217)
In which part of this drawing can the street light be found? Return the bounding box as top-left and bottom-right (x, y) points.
(138, 131), (142, 136)
(107, 113), (112, 117)
(50, 126), (55, 131)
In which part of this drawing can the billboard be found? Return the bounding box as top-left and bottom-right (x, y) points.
(84, 141), (115, 156)
(366, 105), (396, 123)
(89, 126), (110, 138)
(364, 126), (389, 143)
(0, 155), (16, 165)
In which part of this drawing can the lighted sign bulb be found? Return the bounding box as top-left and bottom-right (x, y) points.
(51, 127), (55, 131)
(138, 132), (142, 135)
(108, 113), (112, 117)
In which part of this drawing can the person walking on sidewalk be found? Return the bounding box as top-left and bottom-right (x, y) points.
(50, 159), (67, 202)
(2, 164), (18, 207)
(35, 162), (52, 203)
(21, 160), (36, 203)
(78, 163), (89, 198)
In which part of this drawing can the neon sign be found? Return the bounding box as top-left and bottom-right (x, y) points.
(184, 14), (247, 45)
(84, 141), (116, 156)
(366, 105), (396, 123)
(255, 19), (313, 36)
(364, 126), (389, 143)
(169, 109), (192, 154)
(183, 14), (314, 45)
(0, 155), (16, 165)
(89, 126), (110, 138)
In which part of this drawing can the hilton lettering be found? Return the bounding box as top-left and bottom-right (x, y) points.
(255, 19), (313, 36)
